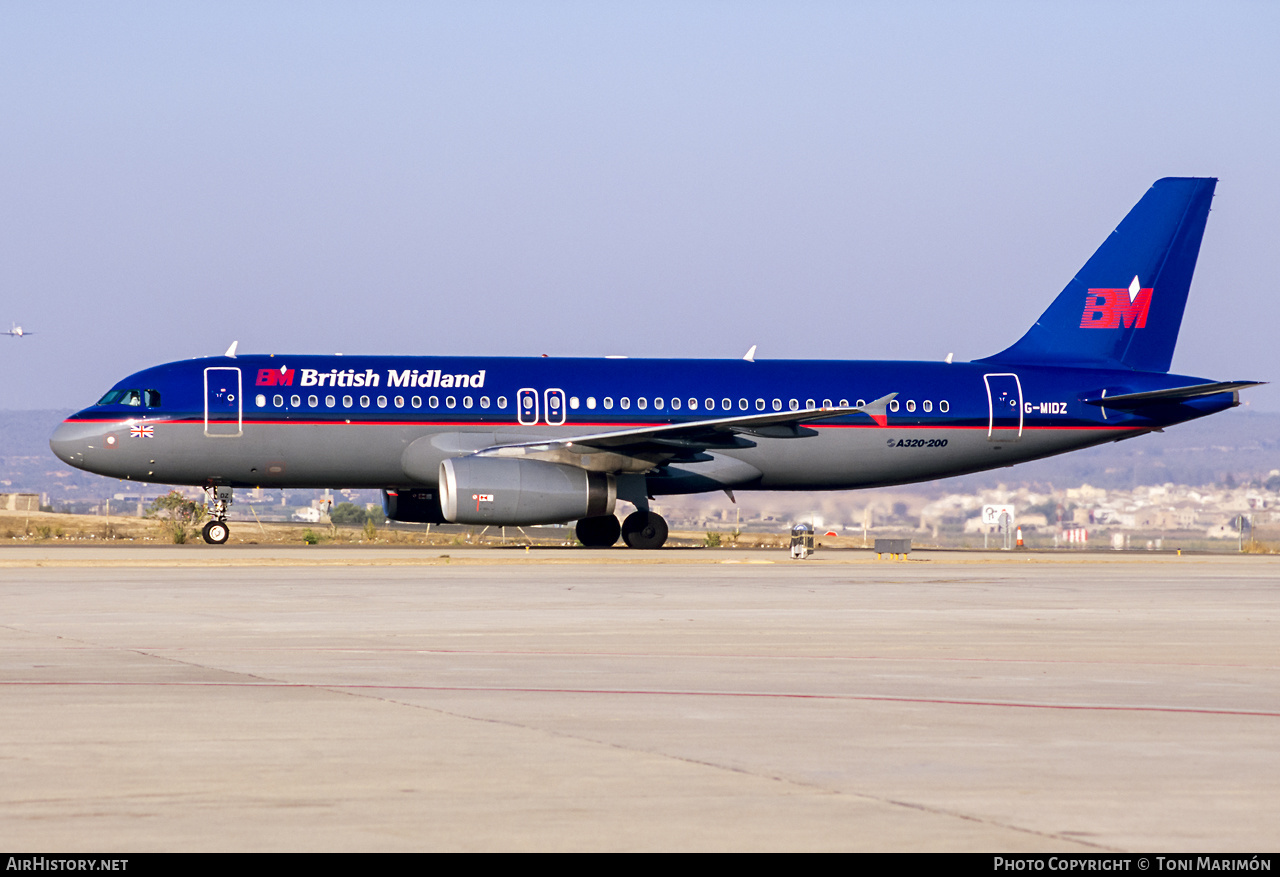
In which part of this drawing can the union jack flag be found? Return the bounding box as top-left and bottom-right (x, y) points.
(129, 424), (154, 438)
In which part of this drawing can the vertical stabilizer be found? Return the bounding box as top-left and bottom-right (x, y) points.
(980, 177), (1216, 373)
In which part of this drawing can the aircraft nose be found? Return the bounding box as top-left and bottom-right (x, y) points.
(49, 419), (95, 468)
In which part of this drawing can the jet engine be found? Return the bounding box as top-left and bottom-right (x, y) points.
(440, 457), (616, 526)
(381, 487), (448, 524)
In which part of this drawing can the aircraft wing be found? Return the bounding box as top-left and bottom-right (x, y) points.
(1082, 381), (1264, 409)
(470, 393), (897, 472)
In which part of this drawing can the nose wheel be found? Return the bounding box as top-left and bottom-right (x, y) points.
(202, 485), (234, 545)
(621, 511), (668, 549)
(202, 520), (230, 544)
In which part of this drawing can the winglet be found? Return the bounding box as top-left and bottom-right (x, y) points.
(857, 393), (897, 427)
(743, 345), (757, 362)
(224, 340), (239, 358)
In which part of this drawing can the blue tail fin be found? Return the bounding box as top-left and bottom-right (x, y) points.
(980, 177), (1216, 373)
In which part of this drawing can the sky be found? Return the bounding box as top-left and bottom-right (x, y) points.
(2, 1), (1278, 412)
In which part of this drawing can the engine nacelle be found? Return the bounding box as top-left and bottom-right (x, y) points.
(440, 457), (616, 525)
(381, 487), (448, 524)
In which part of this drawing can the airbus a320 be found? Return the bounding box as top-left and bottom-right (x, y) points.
(51, 178), (1260, 547)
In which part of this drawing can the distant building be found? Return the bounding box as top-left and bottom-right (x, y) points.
(0, 494), (39, 511)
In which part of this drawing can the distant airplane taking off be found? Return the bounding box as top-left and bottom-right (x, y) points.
(5, 323), (34, 337)
(51, 178), (1262, 547)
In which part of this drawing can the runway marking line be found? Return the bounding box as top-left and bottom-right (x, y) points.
(4, 680), (1278, 718)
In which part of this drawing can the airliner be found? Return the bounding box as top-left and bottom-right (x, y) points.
(5, 323), (34, 338)
(50, 178), (1260, 547)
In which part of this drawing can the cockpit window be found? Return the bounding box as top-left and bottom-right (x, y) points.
(97, 389), (138, 406)
(97, 388), (161, 407)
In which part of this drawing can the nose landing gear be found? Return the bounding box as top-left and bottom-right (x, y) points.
(201, 520), (230, 545)
(202, 486), (233, 545)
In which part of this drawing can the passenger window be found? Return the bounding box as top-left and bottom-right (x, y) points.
(620, 397), (630, 410)
(412, 396), (421, 408)
(756, 399), (765, 411)
(822, 399), (832, 408)
(806, 399), (816, 410)
(569, 397), (579, 409)
(480, 396), (490, 409)
(772, 399), (782, 411)
(789, 399), (799, 411)
(325, 395), (336, 407)
(255, 394), (266, 408)
(721, 398), (731, 411)
(636, 397), (647, 410)
(586, 397), (596, 409)
(940, 400), (949, 413)
(343, 395), (353, 407)
(377, 396), (388, 408)
(839, 399), (849, 407)
(671, 398), (681, 410)
(856, 399), (865, 408)
(446, 396), (456, 408)
(705, 398), (714, 410)
(604, 397), (614, 409)
(688, 398), (699, 410)
(889, 399), (899, 412)
(923, 400), (932, 412)
(273, 394), (283, 407)
(463, 396), (473, 408)
(738, 399), (748, 411)
(360, 395), (370, 407)
(654, 398), (664, 410)
(394, 396), (405, 408)
(496, 396), (507, 409)
(429, 395), (439, 408)
(309, 395), (319, 407)
(906, 400), (916, 412)
(290, 395), (301, 407)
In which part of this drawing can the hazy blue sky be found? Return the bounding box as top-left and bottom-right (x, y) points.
(2, 2), (1278, 411)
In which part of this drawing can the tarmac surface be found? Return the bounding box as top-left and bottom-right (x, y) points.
(1, 546), (1277, 851)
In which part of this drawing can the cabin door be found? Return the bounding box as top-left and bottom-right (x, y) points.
(983, 373), (1023, 442)
(204, 367), (243, 437)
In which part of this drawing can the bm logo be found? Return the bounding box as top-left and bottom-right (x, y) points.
(256, 367), (296, 386)
(1080, 276), (1152, 329)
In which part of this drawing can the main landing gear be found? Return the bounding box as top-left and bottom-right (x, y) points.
(575, 514), (621, 547)
(575, 511), (669, 549)
(621, 510), (668, 549)
(202, 485), (233, 545)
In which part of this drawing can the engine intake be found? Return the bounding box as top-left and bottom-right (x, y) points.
(440, 457), (616, 525)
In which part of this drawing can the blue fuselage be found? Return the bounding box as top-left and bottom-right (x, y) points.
(50, 353), (1236, 493)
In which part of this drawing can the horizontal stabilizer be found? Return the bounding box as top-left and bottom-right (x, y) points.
(1083, 381), (1264, 409)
